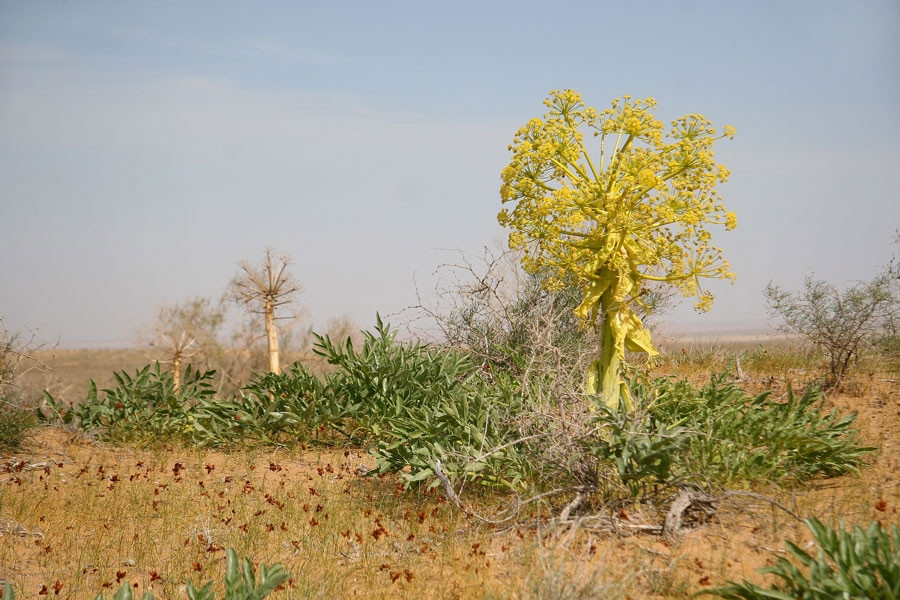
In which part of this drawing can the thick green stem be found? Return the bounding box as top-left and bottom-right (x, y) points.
(586, 279), (632, 411)
(596, 309), (621, 408)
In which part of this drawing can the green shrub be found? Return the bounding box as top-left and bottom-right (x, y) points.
(582, 402), (688, 498)
(706, 518), (900, 599)
(187, 392), (294, 447)
(275, 316), (531, 487)
(186, 547), (290, 600)
(369, 367), (528, 488)
(584, 375), (871, 493)
(314, 315), (477, 418)
(242, 362), (352, 438)
(659, 375), (870, 483)
(45, 363), (216, 443)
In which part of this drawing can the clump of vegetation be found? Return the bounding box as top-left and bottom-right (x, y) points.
(412, 243), (872, 507)
(217, 316), (532, 488)
(43, 317), (529, 490)
(706, 518), (900, 599)
(765, 272), (898, 387)
(185, 548), (290, 600)
(585, 376), (871, 498)
(41, 362), (216, 444)
(0, 318), (43, 451)
(53, 321), (871, 513)
(308, 316), (527, 485)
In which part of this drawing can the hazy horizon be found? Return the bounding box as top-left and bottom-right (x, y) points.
(2, 1), (898, 349)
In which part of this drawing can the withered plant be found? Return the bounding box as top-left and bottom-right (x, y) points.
(231, 249), (302, 375)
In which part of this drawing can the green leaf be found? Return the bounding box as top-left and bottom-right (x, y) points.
(111, 582), (134, 600)
(185, 580), (214, 600)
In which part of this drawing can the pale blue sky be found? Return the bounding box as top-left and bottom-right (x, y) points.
(1, 1), (898, 347)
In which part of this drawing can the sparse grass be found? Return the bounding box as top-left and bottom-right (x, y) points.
(655, 338), (821, 380)
(654, 336), (900, 391)
(3, 347), (900, 599)
(0, 429), (660, 599)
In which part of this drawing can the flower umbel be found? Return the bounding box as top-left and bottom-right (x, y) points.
(498, 90), (737, 409)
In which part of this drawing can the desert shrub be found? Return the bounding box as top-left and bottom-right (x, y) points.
(46, 362), (216, 443)
(444, 265), (595, 379)
(582, 401), (688, 498)
(434, 253), (670, 389)
(415, 249), (686, 493)
(0, 393), (35, 452)
(419, 248), (613, 405)
(368, 367), (528, 488)
(707, 518), (900, 599)
(187, 390), (301, 447)
(314, 316), (473, 424)
(51, 361), (315, 447)
(317, 317), (534, 487)
(248, 316), (532, 487)
(765, 272), (898, 386)
(45, 315), (526, 466)
(0, 322), (41, 451)
(239, 362), (350, 440)
(655, 376), (870, 483)
(188, 363), (361, 448)
(239, 316), (472, 448)
(418, 246), (869, 501)
(289, 314), (870, 494)
(583, 375), (871, 494)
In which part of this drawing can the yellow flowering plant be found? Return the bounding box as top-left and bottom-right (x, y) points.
(498, 90), (737, 410)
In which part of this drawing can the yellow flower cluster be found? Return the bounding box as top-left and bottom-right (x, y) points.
(499, 90), (737, 317)
(498, 90), (737, 406)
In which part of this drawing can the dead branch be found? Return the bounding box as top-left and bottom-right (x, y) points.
(231, 248), (301, 309)
(433, 459), (519, 525)
(661, 487), (802, 541)
(558, 488), (592, 523)
(466, 433), (550, 465)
